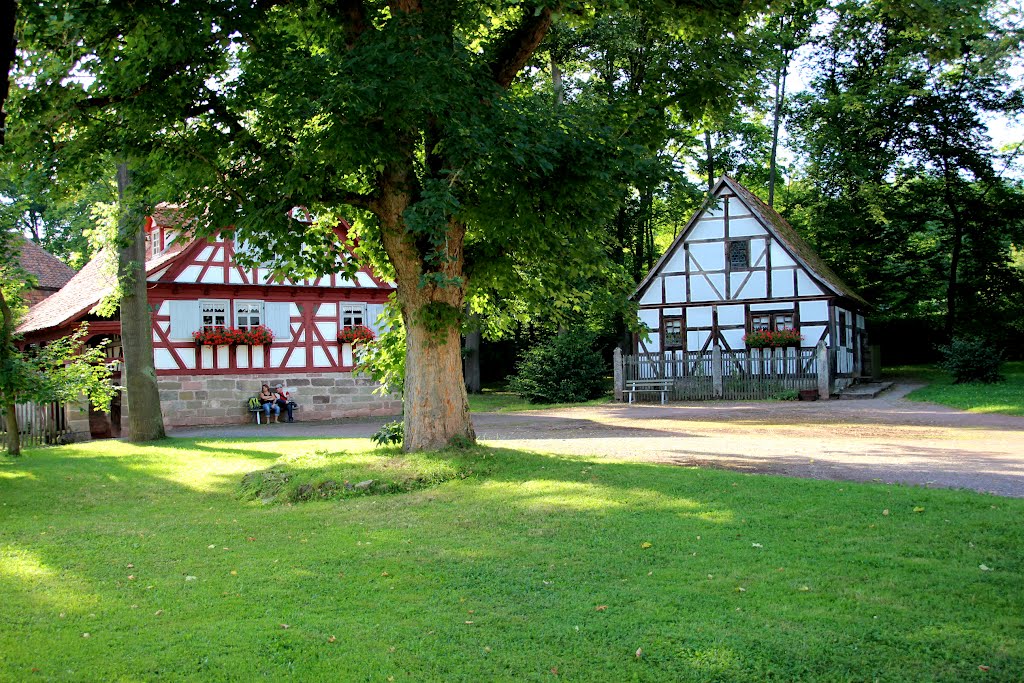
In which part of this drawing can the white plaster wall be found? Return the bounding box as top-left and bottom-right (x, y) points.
(689, 242), (724, 270)
(796, 271), (824, 296)
(664, 275), (686, 303)
(728, 217), (766, 237)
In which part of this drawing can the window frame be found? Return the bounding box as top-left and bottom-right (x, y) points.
(727, 238), (752, 271)
(234, 300), (265, 331)
(199, 299), (229, 332)
(340, 304), (367, 330)
(663, 316), (684, 350)
(748, 310), (796, 334)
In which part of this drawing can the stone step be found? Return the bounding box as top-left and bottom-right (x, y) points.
(836, 381), (895, 400)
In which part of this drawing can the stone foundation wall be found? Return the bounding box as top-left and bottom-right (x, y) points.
(155, 372), (401, 427)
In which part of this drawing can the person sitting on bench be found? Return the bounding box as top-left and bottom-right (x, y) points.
(258, 384), (281, 423)
(275, 385), (295, 423)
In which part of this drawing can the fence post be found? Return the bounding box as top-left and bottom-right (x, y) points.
(816, 340), (830, 399)
(613, 347), (624, 402)
(712, 344), (723, 398)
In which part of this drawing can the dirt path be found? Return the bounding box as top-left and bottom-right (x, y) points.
(170, 384), (1024, 497)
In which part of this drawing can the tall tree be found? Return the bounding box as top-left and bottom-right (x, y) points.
(791, 0), (1024, 347)
(116, 163), (165, 442)
(14, 1), (753, 450)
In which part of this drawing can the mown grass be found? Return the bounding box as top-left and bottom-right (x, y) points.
(888, 361), (1024, 416)
(468, 387), (611, 413)
(1, 438), (1022, 681)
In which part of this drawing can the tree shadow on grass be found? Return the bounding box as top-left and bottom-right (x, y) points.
(1, 439), (1023, 680)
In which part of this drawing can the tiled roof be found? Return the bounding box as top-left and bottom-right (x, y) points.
(722, 176), (868, 306)
(17, 237), (75, 290)
(17, 244), (191, 336)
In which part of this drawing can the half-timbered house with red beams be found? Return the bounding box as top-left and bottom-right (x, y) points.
(632, 176), (869, 382)
(18, 208), (400, 431)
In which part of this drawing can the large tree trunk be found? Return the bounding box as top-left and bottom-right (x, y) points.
(942, 173), (965, 340)
(0, 0), (16, 147)
(375, 165), (474, 451)
(704, 130), (715, 193)
(117, 163), (166, 442)
(0, 287), (21, 456)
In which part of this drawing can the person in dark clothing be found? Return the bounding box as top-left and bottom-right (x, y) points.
(275, 385), (295, 422)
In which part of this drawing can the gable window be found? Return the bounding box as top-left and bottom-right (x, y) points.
(235, 301), (264, 330)
(200, 300), (228, 331)
(728, 240), (749, 270)
(341, 305), (366, 329)
(664, 317), (683, 350)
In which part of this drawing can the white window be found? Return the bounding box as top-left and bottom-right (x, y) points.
(341, 304), (366, 329)
(200, 299), (228, 331)
(235, 301), (264, 330)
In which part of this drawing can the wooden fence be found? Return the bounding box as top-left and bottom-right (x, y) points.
(617, 345), (826, 402)
(0, 401), (72, 451)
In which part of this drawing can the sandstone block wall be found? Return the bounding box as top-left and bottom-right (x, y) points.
(155, 372), (401, 427)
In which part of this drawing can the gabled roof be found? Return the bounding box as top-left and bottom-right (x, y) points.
(16, 237), (75, 290)
(632, 176), (868, 307)
(17, 244), (191, 336)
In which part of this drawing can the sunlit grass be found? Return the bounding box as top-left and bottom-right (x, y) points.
(0, 438), (1022, 681)
(468, 386), (611, 413)
(891, 362), (1024, 416)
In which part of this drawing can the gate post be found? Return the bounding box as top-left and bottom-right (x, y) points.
(613, 347), (624, 402)
(712, 344), (723, 398)
(816, 340), (831, 399)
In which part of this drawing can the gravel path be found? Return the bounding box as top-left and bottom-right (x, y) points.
(170, 384), (1024, 497)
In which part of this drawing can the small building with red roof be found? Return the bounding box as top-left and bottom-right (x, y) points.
(18, 208), (400, 431)
(15, 237), (76, 305)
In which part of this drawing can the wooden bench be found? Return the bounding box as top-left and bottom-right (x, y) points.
(624, 378), (674, 404)
(248, 397), (300, 424)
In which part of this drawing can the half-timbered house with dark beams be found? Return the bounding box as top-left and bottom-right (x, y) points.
(18, 207), (400, 432)
(632, 176), (869, 382)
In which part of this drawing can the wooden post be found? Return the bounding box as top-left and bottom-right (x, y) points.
(816, 340), (830, 399)
(613, 347), (624, 402)
(712, 344), (723, 398)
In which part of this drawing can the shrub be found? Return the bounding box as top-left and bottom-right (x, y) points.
(938, 337), (1004, 384)
(371, 420), (404, 446)
(508, 332), (607, 404)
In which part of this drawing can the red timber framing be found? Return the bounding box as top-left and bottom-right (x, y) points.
(17, 221), (395, 377)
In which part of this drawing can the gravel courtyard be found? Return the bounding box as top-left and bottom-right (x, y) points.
(171, 384), (1024, 497)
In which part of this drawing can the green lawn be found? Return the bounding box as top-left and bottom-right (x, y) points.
(888, 361), (1024, 416)
(468, 387), (611, 413)
(2, 439), (1022, 681)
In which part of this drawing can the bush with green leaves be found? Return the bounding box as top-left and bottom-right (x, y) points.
(938, 337), (1004, 384)
(371, 420), (404, 447)
(508, 332), (607, 404)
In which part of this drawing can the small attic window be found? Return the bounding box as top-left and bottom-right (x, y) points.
(728, 240), (749, 270)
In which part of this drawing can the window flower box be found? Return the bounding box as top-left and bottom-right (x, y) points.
(192, 325), (274, 346)
(743, 328), (802, 349)
(338, 325), (375, 345)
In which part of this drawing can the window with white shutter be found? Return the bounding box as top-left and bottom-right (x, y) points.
(168, 300), (201, 340)
(264, 302), (291, 340)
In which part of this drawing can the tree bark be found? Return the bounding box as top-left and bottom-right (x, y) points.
(116, 163), (166, 442)
(942, 170), (965, 340)
(463, 312), (482, 394)
(704, 130), (715, 193)
(768, 57), (789, 208)
(374, 157), (474, 450)
(0, 0), (16, 146)
(0, 287), (21, 455)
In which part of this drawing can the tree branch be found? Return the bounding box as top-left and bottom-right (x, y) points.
(0, 0), (17, 146)
(490, 5), (555, 89)
(330, 0), (373, 50)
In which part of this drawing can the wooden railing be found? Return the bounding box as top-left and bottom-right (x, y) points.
(0, 401), (72, 451)
(617, 346), (825, 402)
